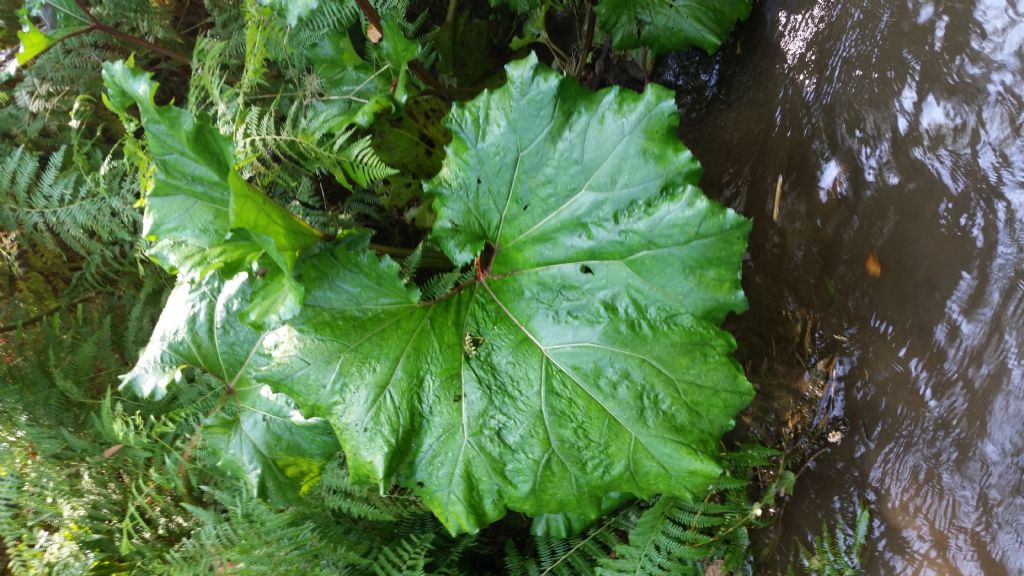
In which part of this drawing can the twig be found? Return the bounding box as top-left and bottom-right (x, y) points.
(25, 25), (95, 60)
(547, 36), (572, 71)
(94, 22), (192, 65)
(24, 0), (191, 66)
(408, 60), (446, 92)
(176, 0), (193, 32)
(178, 392), (231, 506)
(574, 1), (596, 79)
(792, 444), (831, 482)
(0, 293), (97, 334)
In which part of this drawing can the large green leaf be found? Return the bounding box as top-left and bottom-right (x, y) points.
(120, 273), (338, 501)
(102, 60), (234, 261)
(16, 21), (56, 65)
(595, 0), (752, 55)
(263, 54), (752, 534)
(372, 95), (451, 179)
(205, 381), (340, 503)
(15, 5), (91, 65)
(489, 0), (749, 55)
(102, 60), (322, 326)
(371, 95), (452, 210)
(308, 19), (420, 130)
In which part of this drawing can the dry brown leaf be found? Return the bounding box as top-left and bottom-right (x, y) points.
(367, 24), (382, 44)
(865, 251), (882, 277)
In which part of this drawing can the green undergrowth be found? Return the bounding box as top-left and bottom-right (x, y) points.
(1, 0), (868, 574)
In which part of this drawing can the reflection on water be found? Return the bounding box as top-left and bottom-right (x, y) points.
(666, 0), (1024, 573)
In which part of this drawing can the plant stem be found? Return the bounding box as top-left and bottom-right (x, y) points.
(574, 1), (596, 78)
(71, 0), (100, 24)
(353, 0), (383, 34)
(26, 0), (191, 67)
(408, 59), (445, 91)
(93, 22), (192, 66)
(178, 392), (231, 507)
(369, 242), (452, 269)
(446, 0), (459, 25)
(39, 24), (96, 48)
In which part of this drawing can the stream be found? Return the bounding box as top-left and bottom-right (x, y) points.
(662, 0), (1024, 573)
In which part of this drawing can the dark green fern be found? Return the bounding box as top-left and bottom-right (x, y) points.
(594, 445), (781, 576)
(0, 144), (141, 294)
(420, 267), (474, 301)
(788, 506), (870, 576)
(504, 512), (627, 576)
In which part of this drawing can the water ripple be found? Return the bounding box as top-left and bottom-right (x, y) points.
(681, 0), (1024, 572)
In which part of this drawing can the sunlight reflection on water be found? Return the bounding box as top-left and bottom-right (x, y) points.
(674, 0), (1024, 572)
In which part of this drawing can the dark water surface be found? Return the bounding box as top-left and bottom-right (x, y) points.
(667, 0), (1024, 573)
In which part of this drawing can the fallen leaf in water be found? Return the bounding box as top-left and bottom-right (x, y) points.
(367, 24), (382, 43)
(865, 251), (882, 277)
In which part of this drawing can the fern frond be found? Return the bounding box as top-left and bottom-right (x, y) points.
(402, 242), (423, 283)
(241, 0), (287, 93)
(721, 443), (780, 469)
(600, 498), (706, 576)
(287, 0), (361, 53)
(788, 505), (870, 576)
(0, 287), (217, 573)
(599, 443), (783, 576)
(93, 0), (181, 42)
(345, 186), (385, 223)
(189, 36), (243, 128)
(506, 514), (625, 576)
(159, 486), (367, 575)
(315, 458), (425, 523)
(202, 0), (249, 60)
(369, 532), (433, 576)
(335, 134), (400, 189)
(420, 268), (474, 301)
(0, 145), (141, 293)
(233, 100), (395, 193)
